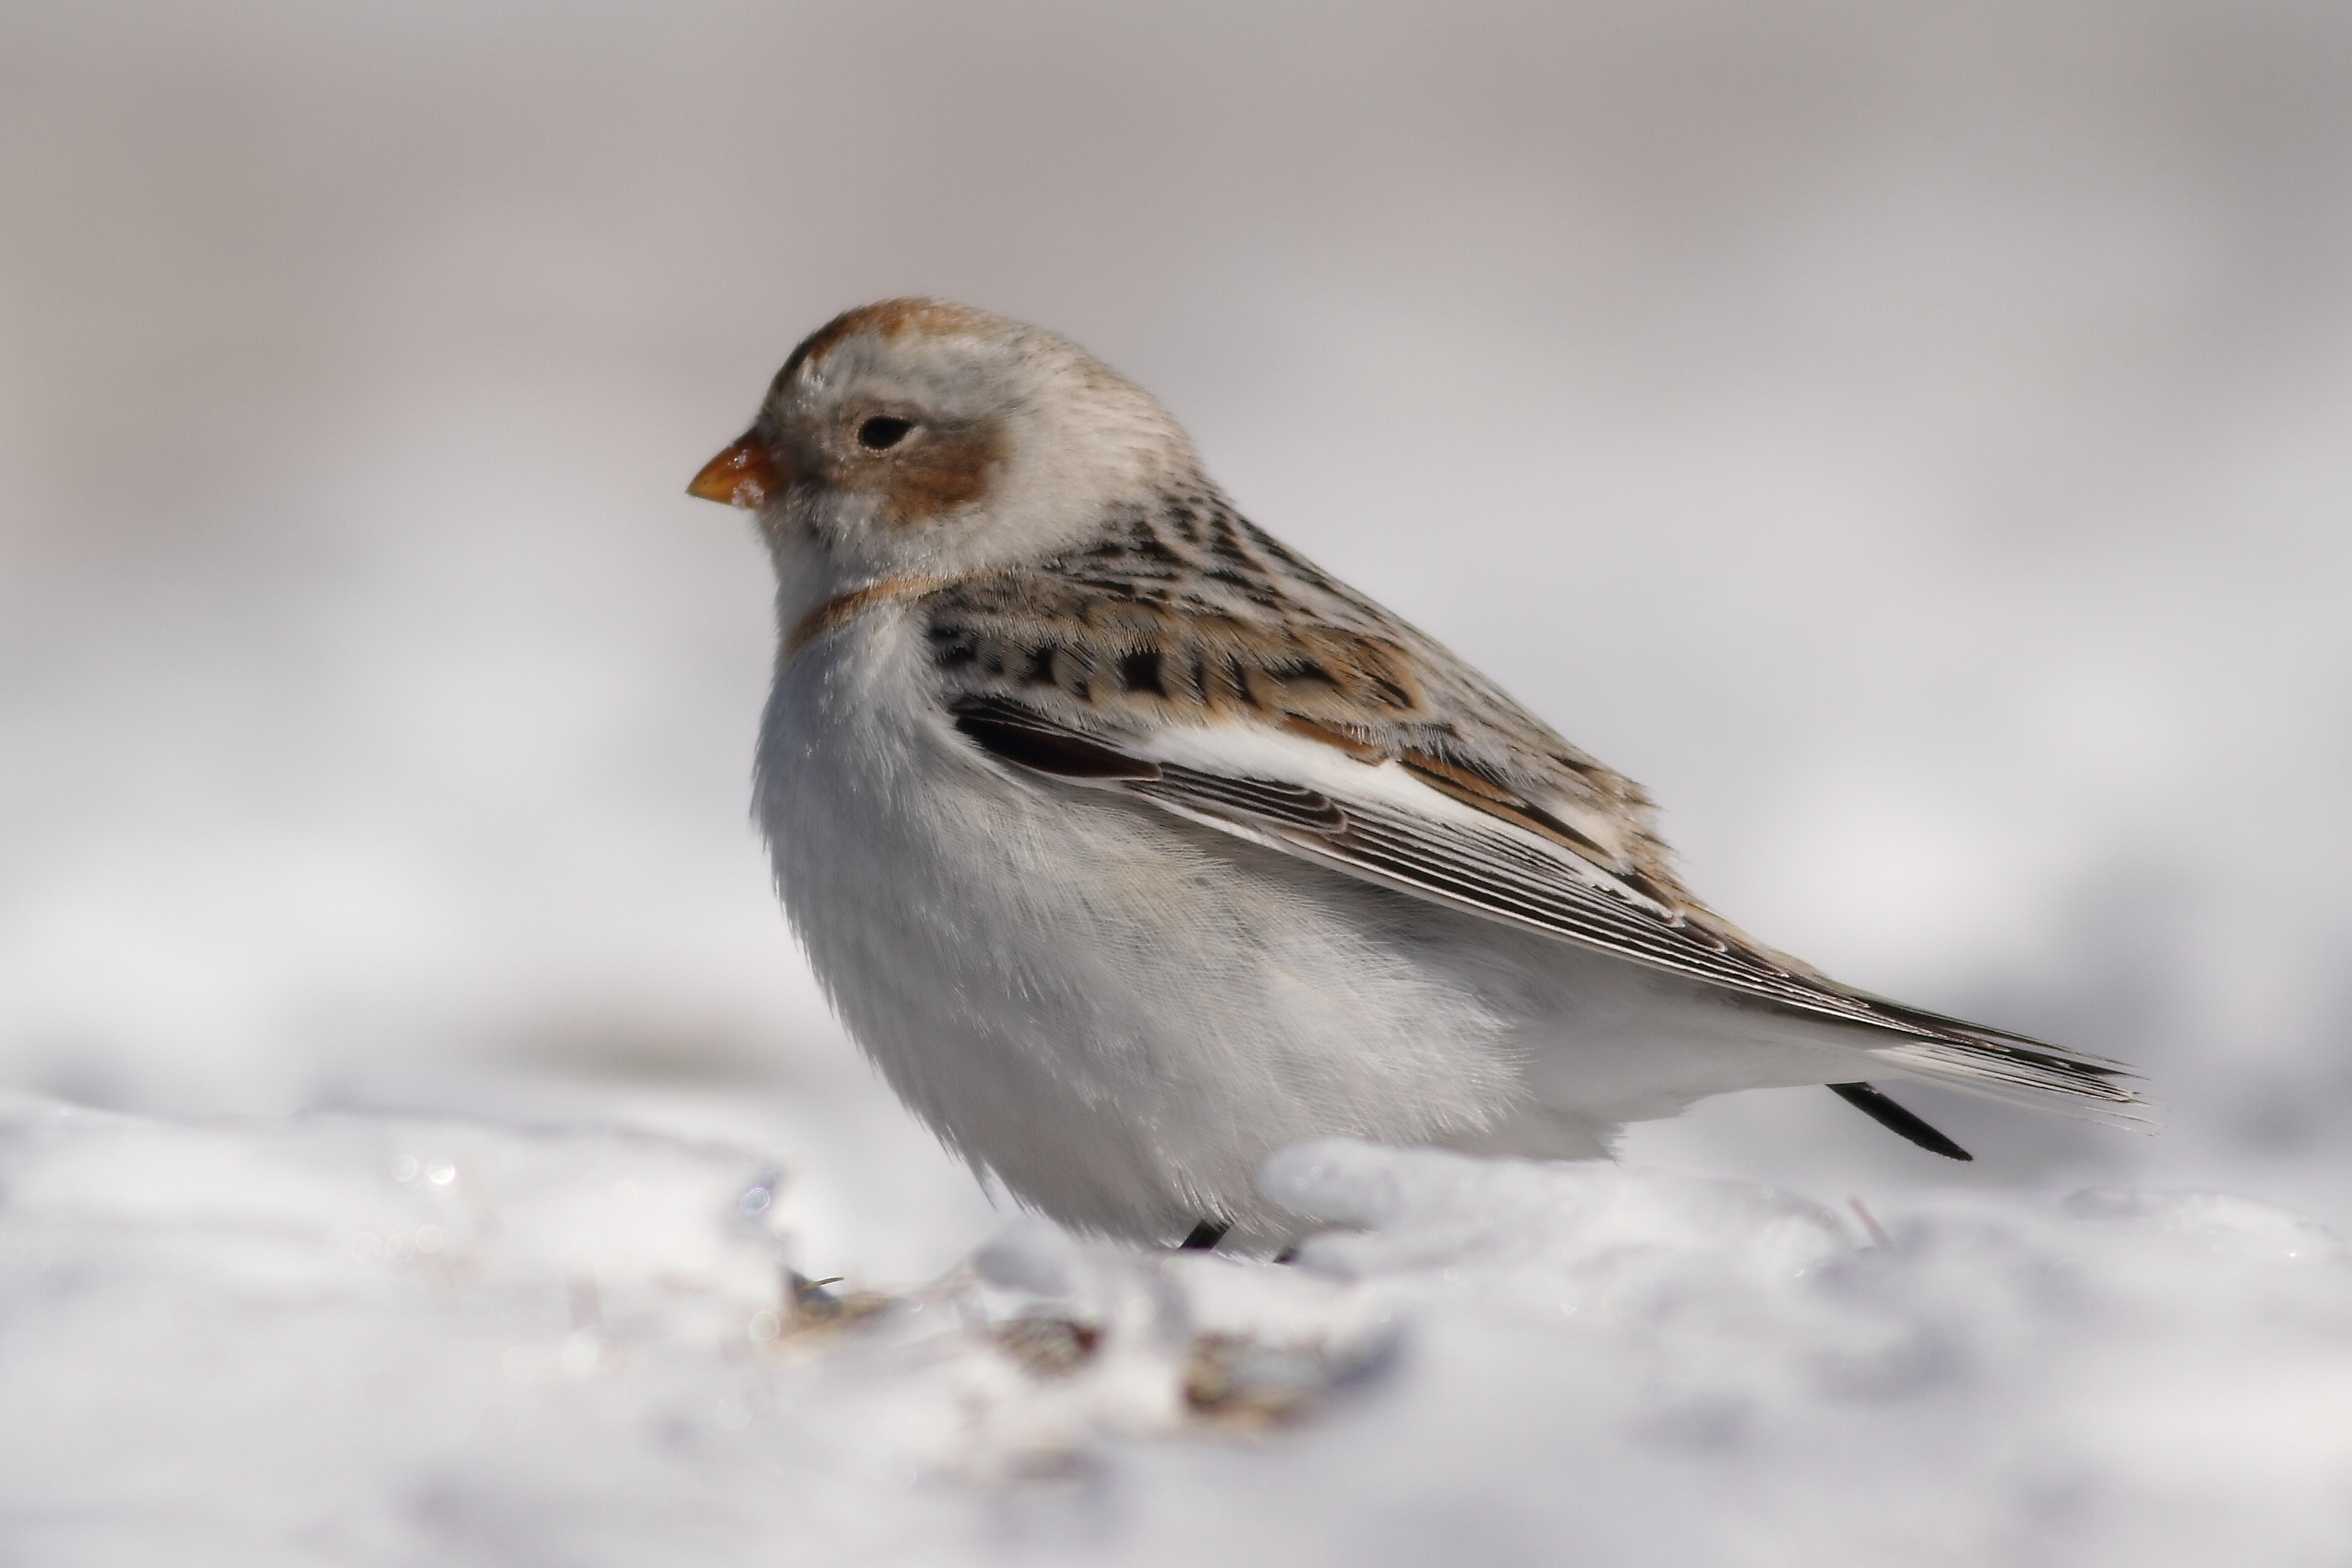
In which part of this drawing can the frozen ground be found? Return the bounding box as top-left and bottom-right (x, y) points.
(5, 1095), (2351, 1567)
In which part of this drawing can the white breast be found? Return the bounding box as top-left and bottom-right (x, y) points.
(753, 607), (1542, 1245)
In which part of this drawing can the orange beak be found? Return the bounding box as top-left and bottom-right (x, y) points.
(687, 433), (785, 508)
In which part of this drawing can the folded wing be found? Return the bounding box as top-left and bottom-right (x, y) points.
(948, 693), (2142, 1119)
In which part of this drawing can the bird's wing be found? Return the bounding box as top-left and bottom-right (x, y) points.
(945, 694), (2136, 1112)
(910, 498), (2139, 1114)
(924, 498), (1688, 901)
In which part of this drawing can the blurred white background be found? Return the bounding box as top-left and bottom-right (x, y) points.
(4, 0), (2349, 1279)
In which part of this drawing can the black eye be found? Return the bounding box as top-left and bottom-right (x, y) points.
(857, 415), (915, 451)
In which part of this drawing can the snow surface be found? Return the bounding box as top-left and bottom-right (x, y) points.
(6, 1092), (2351, 1567)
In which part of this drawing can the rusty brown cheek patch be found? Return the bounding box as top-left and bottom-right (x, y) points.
(869, 421), (1003, 528)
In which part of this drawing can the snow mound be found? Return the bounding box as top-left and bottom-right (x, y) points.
(4, 1097), (2350, 1567)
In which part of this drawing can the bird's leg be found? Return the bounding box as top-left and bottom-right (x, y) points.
(1828, 1082), (1974, 1161)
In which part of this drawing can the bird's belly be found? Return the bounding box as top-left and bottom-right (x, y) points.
(755, 654), (1532, 1243)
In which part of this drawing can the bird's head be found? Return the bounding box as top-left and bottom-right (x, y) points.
(690, 299), (1198, 587)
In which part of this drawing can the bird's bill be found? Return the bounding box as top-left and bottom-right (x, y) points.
(688, 434), (783, 508)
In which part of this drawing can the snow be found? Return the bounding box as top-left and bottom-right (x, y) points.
(6, 1095), (2350, 1567)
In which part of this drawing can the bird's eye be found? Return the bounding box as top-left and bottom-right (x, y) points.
(857, 415), (915, 451)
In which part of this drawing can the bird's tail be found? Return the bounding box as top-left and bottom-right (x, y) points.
(1838, 992), (2151, 1128)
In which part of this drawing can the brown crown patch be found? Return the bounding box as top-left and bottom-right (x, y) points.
(780, 298), (1004, 385)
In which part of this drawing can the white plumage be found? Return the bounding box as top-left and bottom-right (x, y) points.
(691, 298), (2139, 1250)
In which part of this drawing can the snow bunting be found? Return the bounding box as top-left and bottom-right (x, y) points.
(691, 299), (2139, 1252)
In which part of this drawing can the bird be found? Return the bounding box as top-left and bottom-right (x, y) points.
(689, 298), (2141, 1254)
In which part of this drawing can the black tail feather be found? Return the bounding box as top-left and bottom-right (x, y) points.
(1829, 1082), (1973, 1162)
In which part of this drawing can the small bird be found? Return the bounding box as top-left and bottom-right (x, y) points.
(690, 299), (2139, 1253)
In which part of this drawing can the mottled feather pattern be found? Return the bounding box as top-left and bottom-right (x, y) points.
(920, 484), (2136, 1115)
(921, 484), (1680, 894)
